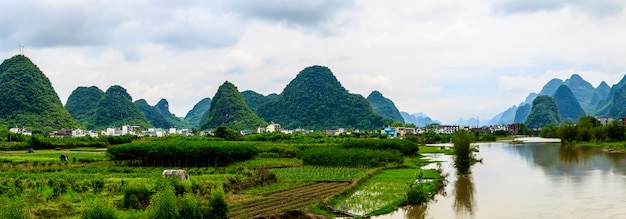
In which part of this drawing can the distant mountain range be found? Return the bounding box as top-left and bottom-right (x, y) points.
(6, 54), (624, 132)
(486, 73), (625, 128)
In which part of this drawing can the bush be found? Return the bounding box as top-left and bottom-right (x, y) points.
(407, 172), (429, 205)
(178, 194), (201, 219)
(81, 198), (118, 219)
(121, 182), (153, 210)
(148, 180), (179, 219)
(207, 188), (228, 219)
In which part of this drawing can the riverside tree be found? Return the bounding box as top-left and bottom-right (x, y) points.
(453, 129), (474, 175)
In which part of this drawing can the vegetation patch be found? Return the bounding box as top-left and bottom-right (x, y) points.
(298, 147), (403, 167)
(270, 166), (370, 182)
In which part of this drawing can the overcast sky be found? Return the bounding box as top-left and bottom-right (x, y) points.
(2, 0), (626, 124)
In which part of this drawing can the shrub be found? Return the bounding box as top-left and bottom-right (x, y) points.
(207, 188), (228, 219)
(178, 194), (201, 219)
(81, 198), (118, 219)
(121, 182), (153, 210)
(407, 172), (429, 205)
(148, 180), (179, 219)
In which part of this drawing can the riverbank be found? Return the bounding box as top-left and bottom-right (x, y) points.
(502, 137), (561, 143)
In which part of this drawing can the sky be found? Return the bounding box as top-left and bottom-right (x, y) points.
(2, 0), (626, 124)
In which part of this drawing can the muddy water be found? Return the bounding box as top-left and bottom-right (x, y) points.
(374, 142), (626, 219)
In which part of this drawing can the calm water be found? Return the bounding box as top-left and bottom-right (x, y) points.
(374, 142), (626, 219)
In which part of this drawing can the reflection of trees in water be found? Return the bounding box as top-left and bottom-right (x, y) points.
(403, 204), (427, 219)
(558, 145), (580, 164)
(453, 175), (475, 218)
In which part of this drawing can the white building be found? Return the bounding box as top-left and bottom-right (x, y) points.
(9, 127), (32, 136)
(266, 122), (281, 132)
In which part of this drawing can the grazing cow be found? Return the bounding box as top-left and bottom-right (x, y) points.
(162, 169), (189, 180)
(60, 154), (68, 162)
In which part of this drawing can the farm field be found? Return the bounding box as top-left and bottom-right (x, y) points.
(0, 137), (448, 218)
(229, 182), (350, 218)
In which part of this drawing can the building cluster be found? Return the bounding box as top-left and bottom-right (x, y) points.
(10, 116), (626, 139)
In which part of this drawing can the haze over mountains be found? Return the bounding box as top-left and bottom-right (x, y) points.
(3, 54), (626, 132)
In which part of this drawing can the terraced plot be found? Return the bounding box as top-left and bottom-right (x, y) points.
(229, 182), (349, 218)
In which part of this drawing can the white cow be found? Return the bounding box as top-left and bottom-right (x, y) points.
(162, 169), (189, 180)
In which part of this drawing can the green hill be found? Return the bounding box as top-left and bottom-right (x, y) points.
(135, 99), (173, 129)
(563, 74), (595, 113)
(256, 65), (393, 130)
(155, 99), (187, 128)
(525, 95), (562, 129)
(201, 82), (267, 130)
(65, 86), (104, 129)
(94, 85), (152, 129)
(0, 55), (79, 132)
(366, 91), (405, 123)
(184, 98), (211, 129)
(553, 85), (585, 122)
(241, 90), (277, 114)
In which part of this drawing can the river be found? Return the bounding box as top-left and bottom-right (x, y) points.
(374, 142), (626, 219)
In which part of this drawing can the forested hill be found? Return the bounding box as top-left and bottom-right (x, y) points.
(256, 65), (393, 130)
(367, 90), (405, 123)
(525, 95), (561, 129)
(241, 90), (277, 115)
(93, 85), (152, 129)
(201, 81), (267, 130)
(65, 86), (105, 129)
(0, 55), (79, 132)
(155, 99), (187, 128)
(135, 99), (173, 129)
(184, 98), (211, 129)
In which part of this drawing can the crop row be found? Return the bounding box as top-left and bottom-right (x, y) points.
(270, 166), (369, 181)
(229, 182), (349, 218)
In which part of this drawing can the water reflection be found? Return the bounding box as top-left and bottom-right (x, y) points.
(453, 175), (475, 218)
(402, 204), (427, 219)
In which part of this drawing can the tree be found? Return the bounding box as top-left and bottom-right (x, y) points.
(207, 188), (228, 219)
(148, 180), (179, 219)
(557, 123), (577, 146)
(390, 121), (404, 127)
(540, 124), (558, 138)
(453, 129), (474, 175)
(606, 120), (625, 142)
(214, 126), (241, 141)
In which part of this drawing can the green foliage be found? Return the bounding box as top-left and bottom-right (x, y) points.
(201, 81), (267, 131)
(241, 90), (277, 115)
(94, 85), (152, 129)
(81, 198), (119, 219)
(207, 188), (228, 219)
(553, 85), (586, 123)
(148, 180), (179, 219)
(183, 98), (211, 129)
(525, 95), (562, 129)
(557, 123), (577, 145)
(340, 138), (419, 156)
(178, 194), (201, 219)
(213, 126), (242, 141)
(135, 99), (174, 129)
(0, 197), (27, 219)
(121, 181), (154, 210)
(540, 124), (558, 138)
(257, 65), (393, 130)
(0, 55), (79, 132)
(367, 91), (405, 123)
(298, 147), (403, 167)
(606, 120), (625, 142)
(107, 140), (258, 167)
(65, 86), (104, 129)
(406, 172), (429, 205)
(453, 130), (474, 175)
(270, 166), (368, 181)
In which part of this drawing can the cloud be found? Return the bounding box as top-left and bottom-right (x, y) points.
(222, 0), (355, 35)
(494, 0), (626, 18)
